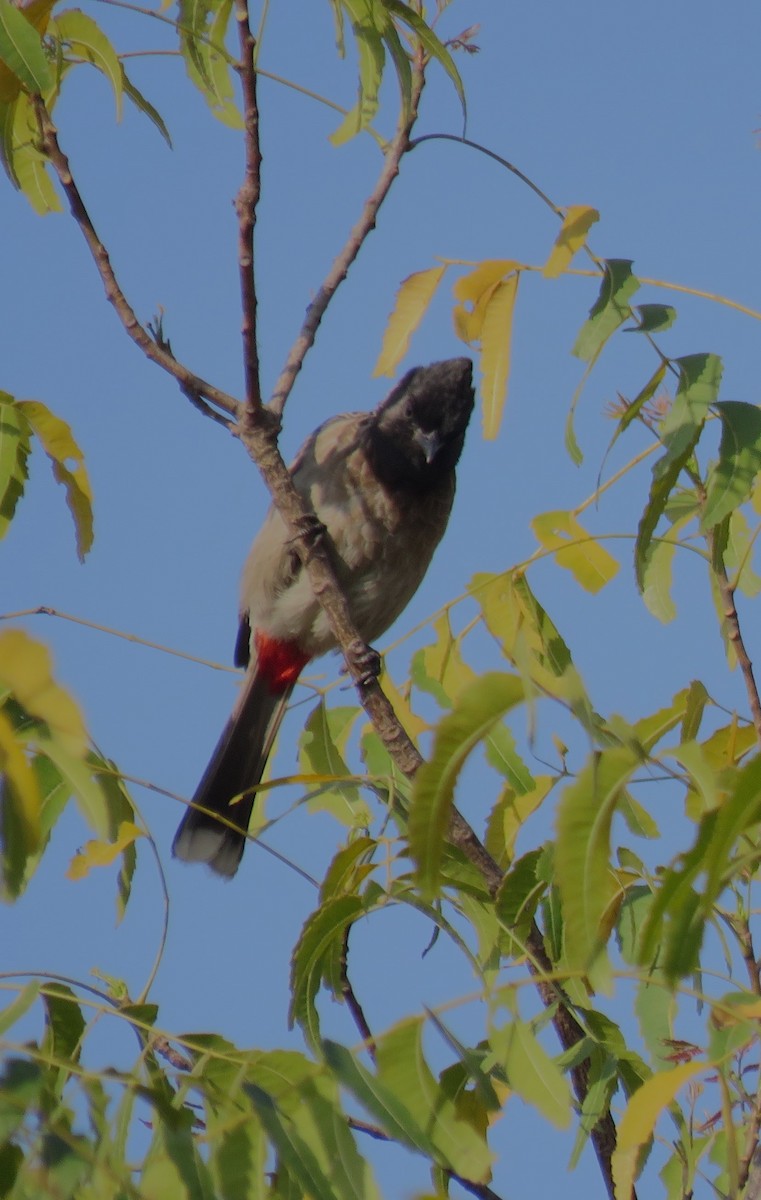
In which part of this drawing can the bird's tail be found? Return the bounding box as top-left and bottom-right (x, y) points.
(172, 668), (294, 877)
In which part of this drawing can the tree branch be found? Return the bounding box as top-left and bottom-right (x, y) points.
(234, 0), (263, 413)
(33, 99), (241, 423)
(713, 551), (761, 743)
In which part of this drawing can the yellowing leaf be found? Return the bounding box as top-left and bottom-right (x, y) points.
(0, 706), (41, 850)
(543, 205), (599, 278)
(374, 265), (448, 377)
(453, 260), (521, 304)
(411, 611), (475, 707)
(612, 1062), (704, 1200)
(52, 9), (123, 119)
(532, 509), (619, 592)
(0, 629), (87, 754)
(480, 274), (519, 440)
(378, 667), (428, 739)
(487, 775), (554, 863)
(18, 399), (93, 559)
(66, 820), (143, 880)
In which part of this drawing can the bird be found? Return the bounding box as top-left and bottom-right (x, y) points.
(172, 357), (475, 877)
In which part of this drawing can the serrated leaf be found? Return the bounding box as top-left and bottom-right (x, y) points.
(18, 399), (93, 559)
(495, 847), (545, 948)
(479, 273), (518, 440)
(485, 775), (552, 866)
(483, 721), (535, 792)
(572, 260), (640, 362)
(626, 303), (677, 334)
(635, 357), (723, 591)
(702, 401), (761, 531)
(299, 701), (367, 825)
(0, 393), (30, 538)
(410, 672), (524, 898)
(374, 266), (447, 377)
(374, 1017), (492, 1180)
(543, 204), (599, 278)
(0, 0), (50, 96)
(490, 1017), (572, 1128)
(613, 1063), (703, 1200)
(410, 611), (475, 708)
(555, 746), (640, 970)
(289, 895), (363, 1046)
(532, 509), (619, 593)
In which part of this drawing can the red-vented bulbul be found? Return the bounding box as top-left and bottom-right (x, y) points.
(172, 357), (474, 876)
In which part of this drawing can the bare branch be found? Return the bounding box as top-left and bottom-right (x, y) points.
(33, 98), (241, 423)
(234, 0), (263, 413)
(266, 66), (425, 420)
(713, 551), (761, 743)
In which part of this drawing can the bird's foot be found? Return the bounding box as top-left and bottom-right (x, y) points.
(349, 640), (381, 689)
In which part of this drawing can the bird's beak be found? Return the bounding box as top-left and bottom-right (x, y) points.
(414, 428), (441, 464)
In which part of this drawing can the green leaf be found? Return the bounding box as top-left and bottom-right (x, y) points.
(42, 984), (85, 1068)
(18, 399), (94, 559)
(0, 0), (51, 95)
(178, 0), (241, 127)
(613, 1062), (704, 1200)
(626, 304), (677, 333)
(555, 746), (640, 971)
(385, 0), (466, 125)
(121, 67), (172, 147)
(330, 0), (384, 144)
(53, 10), (123, 118)
(572, 260), (640, 362)
(299, 701), (368, 826)
(490, 1017), (572, 1128)
(702, 401), (761, 531)
(374, 1017), (492, 1180)
(410, 672), (524, 898)
(0, 392), (30, 539)
(289, 895), (363, 1046)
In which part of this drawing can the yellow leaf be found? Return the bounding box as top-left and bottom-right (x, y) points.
(0, 630), (87, 755)
(612, 1062), (704, 1200)
(418, 612), (475, 704)
(0, 707), (41, 850)
(495, 775), (554, 860)
(452, 302), (481, 345)
(453, 260), (521, 303)
(531, 510), (619, 592)
(480, 275), (519, 440)
(374, 266), (448, 377)
(18, 400), (94, 559)
(378, 667), (428, 740)
(67, 820), (143, 880)
(543, 205), (600, 278)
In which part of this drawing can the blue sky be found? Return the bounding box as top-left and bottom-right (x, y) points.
(4, 1), (761, 1196)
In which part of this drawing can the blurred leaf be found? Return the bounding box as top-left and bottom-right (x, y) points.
(18, 399), (93, 559)
(0, 630), (87, 755)
(495, 848), (545, 951)
(374, 1016), (492, 1180)
(490, 1017), (572, 1128)
(613, 1062), (703, 1200)
(289, 894), (363, 1046)
(42, 983), (85, 1071)
(374, 266), (448, 377)
(626, 304), (677, 333)
(0, 393), (30, 539)
(378, 665), (427, 739)
(725, 508), (761, 597)
(410, 672), (524, 898)
(0, 707), (41, 851)
(532, 509), (619, 592)
(702, 401), (761, 531)
(543, 204), (599, 278)
(53, 9), (123, 118)
(0, 980), (40, 1035)
(411, 611), (475, 708)
(0, 0), (51, 96)
(485, 775), (553, 866)
(555, 746), (640, 971)
(572, 260), (640, 362)
(66, 819), (143, 881)
(479, 273), (518, 439)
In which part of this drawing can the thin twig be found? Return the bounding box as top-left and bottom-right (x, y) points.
(713, 550), (761, 742)
(234, 0), (263, 413)
(266, 66), (425, 419)
(340, 925), (376, 1061)
(33, 98), (241, 422)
